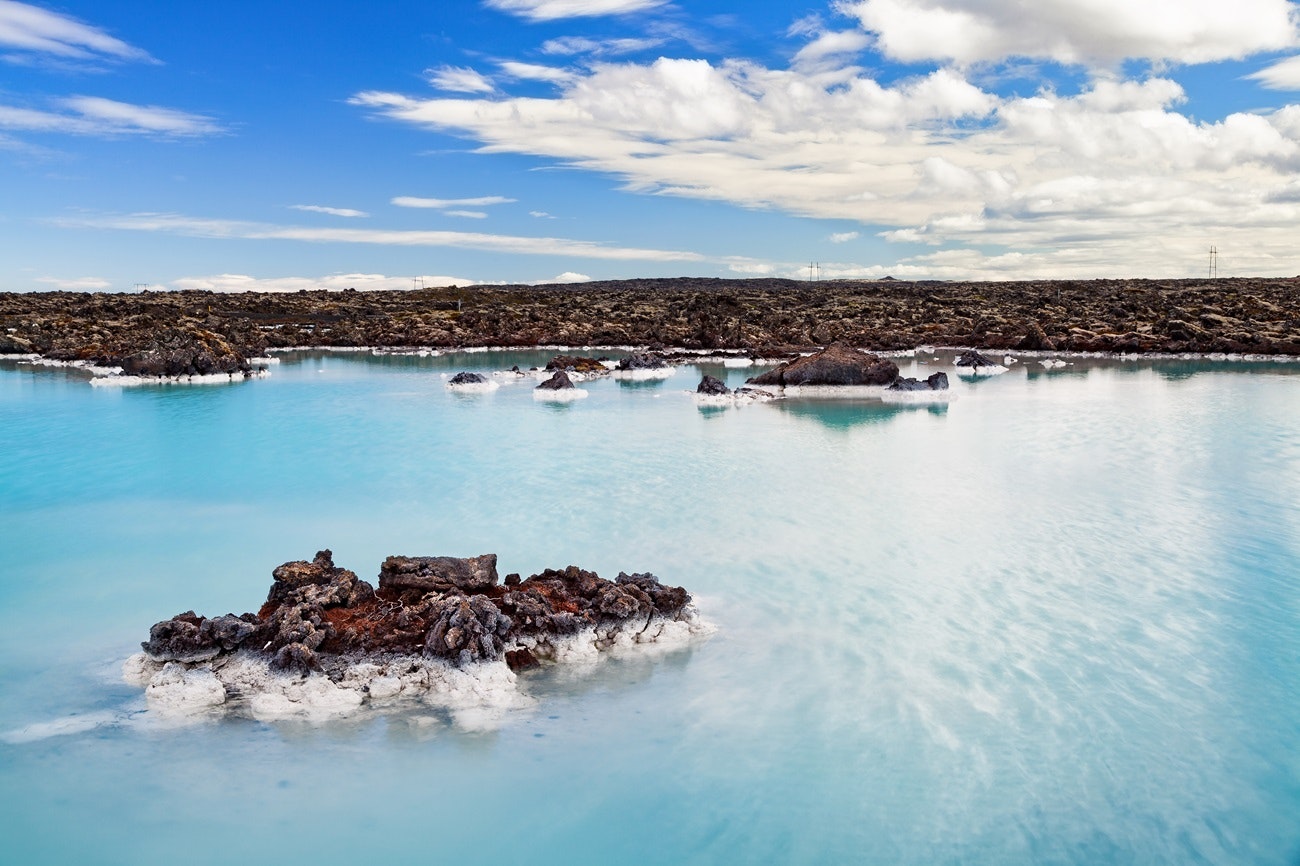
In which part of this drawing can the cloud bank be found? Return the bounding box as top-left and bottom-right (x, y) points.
(350, 0), (1300, 278)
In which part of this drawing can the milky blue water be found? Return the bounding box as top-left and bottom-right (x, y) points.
(1, 350), (1298, 865)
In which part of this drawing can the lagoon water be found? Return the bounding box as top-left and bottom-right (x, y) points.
(1, 350), (1298, 865)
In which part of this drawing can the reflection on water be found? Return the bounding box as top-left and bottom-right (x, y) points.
(1, 351), (1298, 865)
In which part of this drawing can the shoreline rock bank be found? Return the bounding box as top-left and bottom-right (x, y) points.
(5, 277), (1298, 379)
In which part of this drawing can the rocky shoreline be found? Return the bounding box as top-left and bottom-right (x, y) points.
(3, 277), (1299, 377)
(126, 550), (710, 720)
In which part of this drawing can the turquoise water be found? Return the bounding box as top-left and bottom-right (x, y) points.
(1, 350), (1298, 865)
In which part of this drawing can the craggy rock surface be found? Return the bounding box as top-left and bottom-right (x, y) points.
(536, 370), (575, 390)
(447, 371), (488, 385)
(4, 278), (1300, 368)
(955, 349), (999, 368)
(142, 550), (694, 673)
(748, 343), (900, 386)
(888, 371), (950, 392)
(545, 354), (607, 373)
(697, 374), (731, 395)
(616, 351), (669, 370)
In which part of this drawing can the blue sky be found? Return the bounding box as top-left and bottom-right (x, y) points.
(3, 0), (1299, 292)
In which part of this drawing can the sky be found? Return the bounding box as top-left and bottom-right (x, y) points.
(2, 0), (1300, 292)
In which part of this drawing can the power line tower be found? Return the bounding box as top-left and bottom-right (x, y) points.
(1208, 246), (1218, 279)
(807, 261), (820, 282)
(134, 283), (147, 293)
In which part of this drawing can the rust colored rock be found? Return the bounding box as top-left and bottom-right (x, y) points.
(747, 343), (899, 386)
(545, 355), (606, 373)
(141, 551), (694, 671)
(505, 648), (540, 672)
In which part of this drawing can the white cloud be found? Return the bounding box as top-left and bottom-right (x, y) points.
(427, 65), (495, 93)
(1249, 54), (1300, 90)
(350, 50), (1300, 278)
(544, 271), (591, 283)
(500, 60), (578, 84)
(34, 275), (112, 290)
(444, 209), (488, 218)
(56, 212), (708, 262)
(289, 205), (369, 218)
(541, 35), (664, 56)
(169, 273), (476, 293)
(484, 0), (667, 22)
(0, 96), (221, 137)
(829, 231), (860, 242)
(392, 195), (516, 208)
(835, 0), (1300, 67)
(530, 210), (557, 218)
(792, 29), (872, 71)
(0, 0), (153, 63)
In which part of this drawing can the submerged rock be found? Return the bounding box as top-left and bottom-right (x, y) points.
(747, 343), (899, 387)
(888, 371), (949, 392)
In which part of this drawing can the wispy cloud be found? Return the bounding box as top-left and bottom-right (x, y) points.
(541, 35), (665, 56)
(34, 275), (112, 290)
(0, 96), (222, 137)
(500, 61), (578, 85)
(55, 212), (708, 262)
(829, 231), (860, 243)
(426, 64), (495, 93)
(530, 210), (557, 218)
(1248, 55), (1300, 90)
(0, 0), (154, 64)
(289, 205), (369, 218)
(484, 0), (667, 22)
(444, 209), (488, 218)
(392, 195), (516, 208)
(169, 273), (477, 293)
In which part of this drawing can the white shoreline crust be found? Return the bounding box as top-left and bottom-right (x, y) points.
(121, 610), (715, 728)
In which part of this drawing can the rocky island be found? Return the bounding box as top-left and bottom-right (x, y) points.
(4, 276), (1299, 380)
(126, 550), (709, 719)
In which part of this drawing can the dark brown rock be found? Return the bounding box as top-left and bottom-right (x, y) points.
(747, 343), (899, 386)
(536, 370), (575, 390)
(378, 554), (498, 594)
(697, 374), (730, 395)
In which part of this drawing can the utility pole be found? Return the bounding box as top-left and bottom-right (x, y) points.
(1208, 246), (1218, 279)
(134, 283), (147, 293)
(807, 262), (820, 282)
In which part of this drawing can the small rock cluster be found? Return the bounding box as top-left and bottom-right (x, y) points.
(141, 551), (694, 674)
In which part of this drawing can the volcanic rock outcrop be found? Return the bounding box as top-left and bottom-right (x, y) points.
(140, 550), (698, 676)
(747, 343), (900, 387)
(888, 371), (950, 392)
(545, 354), (607, 373)
(697, 374), (731, 395)
(536, 370), (576, 390)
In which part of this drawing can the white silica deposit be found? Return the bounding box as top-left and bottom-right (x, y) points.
(533, 387), (589, 401)
(612, 367), (676, 381)
(880, 389), (957, 405)
(121, 609), (714, 729)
